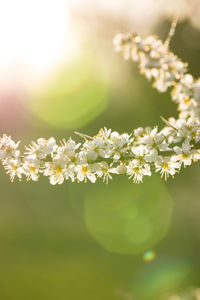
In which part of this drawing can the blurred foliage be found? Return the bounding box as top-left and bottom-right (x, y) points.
(28, 50), (109, 130)
(1, 18), (200, 300)
(84, 175), (173, 254)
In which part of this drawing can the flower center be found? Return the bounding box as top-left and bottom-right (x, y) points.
(81, 166), (88, 173)
(29, 166), (36, 173)
(162, 163), (169, 170)
(184, 98), (191, 104)
(55, 167), (62, 174)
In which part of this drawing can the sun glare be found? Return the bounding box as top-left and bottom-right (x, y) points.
(0, 0), (79, 88)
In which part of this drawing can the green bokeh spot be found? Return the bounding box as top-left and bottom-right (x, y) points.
(131, 258), (192, 298)
(29, 51), (109, 129)
(84, 175), (173, 254)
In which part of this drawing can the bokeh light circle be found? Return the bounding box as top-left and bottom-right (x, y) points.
(84, 175), (173, 254)
(28, 52), (109, 130)
(143, 250), (156, 262)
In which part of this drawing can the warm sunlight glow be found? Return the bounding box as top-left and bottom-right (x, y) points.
(0, 0), (79, 88)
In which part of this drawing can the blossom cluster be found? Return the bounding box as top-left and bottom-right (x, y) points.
(1, 121), (200, 184)
(1, 30), (200, 184)
(113, 32), (200, 119)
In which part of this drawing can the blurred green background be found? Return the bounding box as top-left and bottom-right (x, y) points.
(0, 1), (200, 299)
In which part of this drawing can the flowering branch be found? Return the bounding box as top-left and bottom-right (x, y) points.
(1, 28), (200, 184)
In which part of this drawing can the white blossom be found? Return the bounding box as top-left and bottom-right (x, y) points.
(3, 158), (23, 182)
(138, 127), (169, 151)
(173, 139), (193, 167)
(75, 164), (97, 183)
(58, 138), (80, 160)
(43, 158), (66, 185)
(96, 162), (117, 184)
(0, 135), (20, 160)
(23, 157), (40, 181)
(155, 156), (180, 180)
(127, 159), (151, 183)
(25, 137), (57, 159)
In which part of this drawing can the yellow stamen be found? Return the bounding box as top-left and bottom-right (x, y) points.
(184, 98), (191, 105)
(55, 167), (62, 174)
(29, 166), (36, 173)
(162, 163), (168, 170)
(81, 166), (88, 173)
